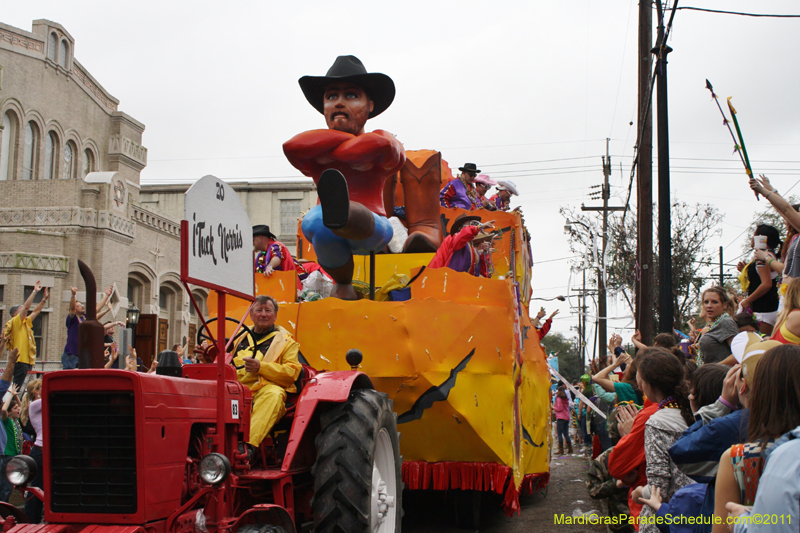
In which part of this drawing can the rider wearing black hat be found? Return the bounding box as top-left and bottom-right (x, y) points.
(252, 225), (294, 277)
(440, 163), (481, 210)
(427, 214), (496, 277)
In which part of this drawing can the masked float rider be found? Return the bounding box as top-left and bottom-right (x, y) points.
(283, 55), (406, 300)
(231, 295), (301, 454)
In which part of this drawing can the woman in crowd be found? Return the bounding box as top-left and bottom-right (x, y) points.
(697, 287), (738, 364)
(607, 350), (655, 530)
(22, 379), (43, 522)
(725, 423), (800, 533)
(668, 364), (747, 533)
(769, 277), (800, 345)
(553, 385), (573, 455)
(712, 344), (800, 533)
(20, 378), (41, 440)
(750, 177), (800, 293)
(593, 335), (644, 405)
(632, 331), (695, 379)
(687, 363), (728, 415)
(737, 224), (781, 335)
(634, 348), (696, 533)
(732, 312), (759, 334)
(0, 384), (23, 503)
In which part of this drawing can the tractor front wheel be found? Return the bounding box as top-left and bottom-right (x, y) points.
(312, 388), (402, 533)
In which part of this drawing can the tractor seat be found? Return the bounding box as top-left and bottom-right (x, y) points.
(284, 364), (314, 412)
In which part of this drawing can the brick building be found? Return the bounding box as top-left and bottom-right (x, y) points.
(0, 19), (315, 369)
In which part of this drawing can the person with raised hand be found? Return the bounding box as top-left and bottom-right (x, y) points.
(4, 281), (49, 388)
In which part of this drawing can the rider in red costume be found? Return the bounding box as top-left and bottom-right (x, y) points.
(284, 56), (405, 300)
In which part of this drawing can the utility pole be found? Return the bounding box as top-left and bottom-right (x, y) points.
(719, 246), (724, 287)
(654, 0), (673, 333)
(583, 139), (625, 363)
(637, 0), (654, 345)
(581, 268), (586, 372)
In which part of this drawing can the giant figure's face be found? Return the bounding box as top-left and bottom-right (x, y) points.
(324, 82), (374, 135)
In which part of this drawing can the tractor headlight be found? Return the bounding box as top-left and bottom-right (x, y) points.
(6, 456), (37, 486)
(198, 453), (231, 485)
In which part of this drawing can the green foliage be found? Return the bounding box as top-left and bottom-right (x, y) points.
(540, 331), (583, 383)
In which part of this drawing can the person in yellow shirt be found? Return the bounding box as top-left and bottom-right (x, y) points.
(231, 295), (301, 456)
(5, 281), (50, 388)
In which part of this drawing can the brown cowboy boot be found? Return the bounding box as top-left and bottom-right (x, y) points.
(566, 440), (574, 454)
(400, 150), (444, 253)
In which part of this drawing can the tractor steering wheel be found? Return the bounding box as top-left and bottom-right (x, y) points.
(195, 317), (254, 363)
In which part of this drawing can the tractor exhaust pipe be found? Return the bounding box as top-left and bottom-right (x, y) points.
(77, 260), (105, 369)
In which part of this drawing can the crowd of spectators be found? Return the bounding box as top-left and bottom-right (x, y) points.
(561, 174), (800, 528)
(563, 245), (800, 532)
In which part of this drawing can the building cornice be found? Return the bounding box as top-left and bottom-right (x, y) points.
(140, 179), (315, 194)
(0, 207), (136, 238)
(0, 252), (69, 272)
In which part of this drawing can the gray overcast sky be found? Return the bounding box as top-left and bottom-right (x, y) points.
(4, 1), (799, 345)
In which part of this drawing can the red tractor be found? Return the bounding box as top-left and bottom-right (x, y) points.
(0, 262), (402, 533)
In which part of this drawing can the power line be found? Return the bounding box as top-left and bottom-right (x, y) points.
(673, 6), (800, 18)
(482, 155), (602, 167)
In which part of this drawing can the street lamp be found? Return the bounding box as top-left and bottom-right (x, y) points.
(531, 295), (567, 302)
(126, 302), (140, 351)
(126, 302), (140, 328)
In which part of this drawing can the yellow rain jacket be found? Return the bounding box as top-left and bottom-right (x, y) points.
(232, 325), (302, 446)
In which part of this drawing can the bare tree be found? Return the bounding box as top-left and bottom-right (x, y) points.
(561, 202), (723, 331)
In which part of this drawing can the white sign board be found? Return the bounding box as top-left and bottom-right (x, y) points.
(184, 175), (254, 299)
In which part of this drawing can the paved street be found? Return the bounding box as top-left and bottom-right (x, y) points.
(403, 443), (607, 532)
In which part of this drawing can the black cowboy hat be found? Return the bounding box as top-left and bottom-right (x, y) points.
(252, 225), (277, 239)
(449, 214), (482, 236)
(458, 163), (481, 174)
(298, 55), (395, 119)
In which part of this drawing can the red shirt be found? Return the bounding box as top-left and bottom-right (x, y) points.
(283, 129), (405, 216)
(608, 400), (658, 529)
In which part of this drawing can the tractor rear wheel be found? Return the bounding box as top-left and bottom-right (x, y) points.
(312, 388), (402, 533)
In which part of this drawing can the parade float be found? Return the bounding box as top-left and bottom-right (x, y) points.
(208, 149), (552, 527)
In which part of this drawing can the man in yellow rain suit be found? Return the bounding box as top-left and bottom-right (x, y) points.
(231, 295), (302, 452)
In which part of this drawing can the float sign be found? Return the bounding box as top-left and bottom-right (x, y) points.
(183, 175), (254, 299)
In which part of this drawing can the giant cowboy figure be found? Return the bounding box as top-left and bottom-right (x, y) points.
(283, 56), (406, 300)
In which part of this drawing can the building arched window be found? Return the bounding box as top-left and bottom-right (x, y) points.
(59, 40), (68, 69)
(63, 141), (77, 179)
(0, 112), (17, 181)
(22, 121), (38, 180)
(48, 33), (57, 62)
(44, 132), (58, 180)
(82, 148), (94, 179)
